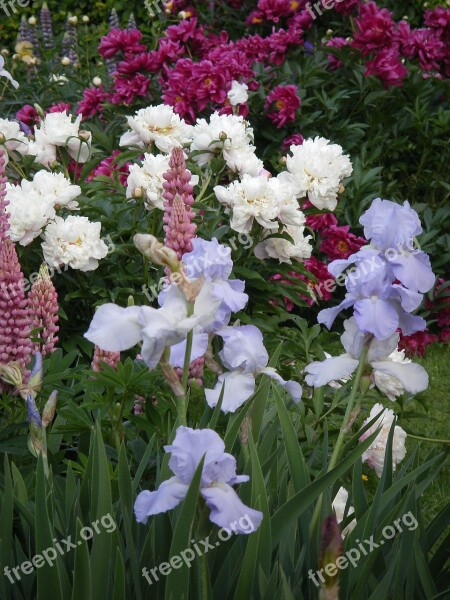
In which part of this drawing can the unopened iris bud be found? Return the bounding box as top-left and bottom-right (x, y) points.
(42, 390), (58, 428)
(0, 362), (23, 387)
(133, 234), (180, 271)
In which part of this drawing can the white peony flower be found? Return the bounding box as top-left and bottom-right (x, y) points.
(332, 487), (356, 538)
(28, 128), (57, 167)
(6, 181), (55, 245)
(33, 112), (91, 163)
(32, 170), (81, 209)
(42, 215), (109, 271)
(359, 403), (407, 477)
(0, 118), (29, 157)
(191, 113), (263, 176)
(227, 81), (249, 106)
(214, 174), (304, 234)
(280, 137), (353, 211)
(119, 105), (193, 153)
(126, 153), (197, 211)
(254, 223), (312, 264)
(305, 317), (428, 401)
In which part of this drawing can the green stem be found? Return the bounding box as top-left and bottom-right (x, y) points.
(407, 434), (450, 445)
(199, 553), (209, 600)
(177, 305), (194, 426)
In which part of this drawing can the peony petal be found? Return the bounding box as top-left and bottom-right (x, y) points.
(370, 360), (429, 396)
(201, 483), (263, 534)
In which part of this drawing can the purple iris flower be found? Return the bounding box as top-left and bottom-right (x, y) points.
(134, 426), (263, 534)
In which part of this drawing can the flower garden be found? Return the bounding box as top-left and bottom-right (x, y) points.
(0, 1), (449, 598)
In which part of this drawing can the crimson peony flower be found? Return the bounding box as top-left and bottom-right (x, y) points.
(16, 104), (39, 127)
(365, 48), (408, 88)
(398, 331), (438, 357)
(352, 1), (395, 55)
(319, 226), (366, 260)
(98, 28), (146, 59)
(77, 85), (108, 120)
(265, 84), (301, 128)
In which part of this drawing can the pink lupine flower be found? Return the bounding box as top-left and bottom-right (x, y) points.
(0, 239), (33, 378)
(163, 148), (197, 260)
(27, 264), (59, 357)
(98, 28), (146, 59)
(0, 149), (9, 246)
(365, 48), (408, 88)
(77, 85), (108, 120)
(175, 356), (205, 386)
(319, 226), (366, 260)
(352, 2), (395, 55)
(265, 84), (301, 128)
(91, 346), (120, 371)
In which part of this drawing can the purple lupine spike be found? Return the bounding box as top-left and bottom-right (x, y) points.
(40, 2), (54, 49)
(162, 148), (197, 260)
(0, 240), (33, 387)
(91, 346), (120, 371)
(0, 149), (9, 249)
(62, 17), (78, 65)
(27, 265), (59, 357)
(109, 8), (120, 29)
(27, 19), (41, 58)
(127, 12), (137, 30)
(19, 16), (32, 44)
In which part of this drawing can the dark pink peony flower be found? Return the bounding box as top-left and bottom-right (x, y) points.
(352, 1), (395, 55)
(282, 133), (304, 151)
(47, 102), (71, 113)
(16, 104), (39, 127)
(98, 28), (146, 59)
(365, 48), (408, 88)
(115, 52), (157, 75)
(319, 225), (366, 260)
(402, 28), (446, 72)
(332, 0), (361, 15)
(246, 0), (301, 25)
(424, 7), (450, 41)
(326, 37), (350, 70)
(440, 329), (450, 343)
(265, 84), (301, 128)
(77, 86), (108, 120)
(87, 150), (130, 187)
(398, 331), (438, 357)
(109, 73), (150, 105)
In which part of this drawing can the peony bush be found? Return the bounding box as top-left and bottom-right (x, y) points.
(0, 1), (449, 599)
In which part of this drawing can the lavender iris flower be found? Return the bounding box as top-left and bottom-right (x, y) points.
(318, 199), (435, 339)
(134, 426), (263, 534)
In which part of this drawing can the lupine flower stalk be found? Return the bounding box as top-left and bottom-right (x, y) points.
(162, 147), (197, 260)
(109, 8), (120, 29)
(62, 16), (78, 65)
(91, 345), (120, 371)
(0, 149), (9, 248)
(18, 16), (32, 45)
(127, 12), (137, 30)
(0, 239), (33, 390)
(40, 3), (55, 49)
(27, 264), (59, 357)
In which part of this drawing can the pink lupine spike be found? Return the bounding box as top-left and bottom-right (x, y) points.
(0, 148), (10, 247)
(0, 239), (33, 388)
(27, 264), (59, 357)
(175, 356), (205, 387)
(162, 147), (196, 260)
(91, 345), (120, 372)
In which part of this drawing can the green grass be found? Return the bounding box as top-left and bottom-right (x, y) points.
(400, 343), (450, 521)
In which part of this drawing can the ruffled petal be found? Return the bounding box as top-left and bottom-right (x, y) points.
(201, 483), (263, 534)
(304, 355), (359, 387)
(318, 297), (355, 330)
(169, 333), (209, 368)
(258, 367), (302, 403)
(354, 298), (399, 340)
(205, 371), (256, 413)
(370, 360), (429, 396)
(390, 251), (435, 293)
(134, 477), (188, 524)
(84, 304), (143, 351)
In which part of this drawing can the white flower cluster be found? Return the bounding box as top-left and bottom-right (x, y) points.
(29, 111), (92, 167)
(279, 137), (353, 211)
(6, 171), (81, 245)
(42, 216), (109, 272)
(0, 118), (29, 163)
(120, 104), (194, 153)
(332, 487), (356, 538)
(6, 171), (107, 271)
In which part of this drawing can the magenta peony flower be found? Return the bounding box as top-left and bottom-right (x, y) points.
(333, 0), (361, 15)
(87, 150), (130, 187)
(110, 73), (150, 105)
(401, 28), (446, 72)
(352, 1), (395, 55)
(398, 331), (438, 358)
(47, 102), (71, 114)
(27, 265), (59, 357)
(319, 225), (367, 260)
(326, 37), (350, 70)
(365, 47), (408, 88)
(281, 133), (304, 151)
(77, 85), (108, 120)
(265, 84), (301, 128)
(16, 104), (39, 128)
(98, 28), (146, 59)
(424, 7), (450, 41)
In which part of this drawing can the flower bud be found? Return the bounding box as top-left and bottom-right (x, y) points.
(133, 234), (180, 271)
(78, 130), (91, 141)
(28, 16), (37, 25)
(68, 15), (78, 25)
(82, 15), (89, 23)
(0, 362), (23, 387)
(61, 56), (71, 66)
(42, 390), (58, 428)
(1, 49), (10, 56)
(92, 76), (102, 86)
